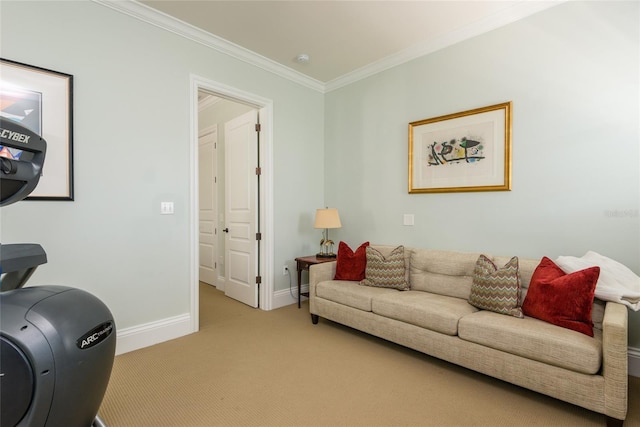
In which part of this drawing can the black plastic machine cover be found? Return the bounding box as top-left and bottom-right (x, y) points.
(1, 117), (116, 427)
(1, 286), (116, 426)
(0, 116), (46, 206)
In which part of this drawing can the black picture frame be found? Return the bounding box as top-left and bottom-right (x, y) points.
(0, 58), (74, 201)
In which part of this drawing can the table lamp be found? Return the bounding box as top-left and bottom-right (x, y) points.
(314, 208), (341, 258)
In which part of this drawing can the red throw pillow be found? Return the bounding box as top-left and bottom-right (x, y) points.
(522, 256), (599, 336)
(334, 241), (370, 281)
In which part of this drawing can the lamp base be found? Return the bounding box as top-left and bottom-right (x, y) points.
(316, 253), (336, 259)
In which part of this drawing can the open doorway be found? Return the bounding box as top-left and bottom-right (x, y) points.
(189, 75), (274, 333)
(197, 93), (255, 292)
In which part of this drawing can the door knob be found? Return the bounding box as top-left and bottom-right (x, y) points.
(222, 228), (229, 233)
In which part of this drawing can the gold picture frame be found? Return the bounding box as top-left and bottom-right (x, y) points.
(409, 102), (512, 194)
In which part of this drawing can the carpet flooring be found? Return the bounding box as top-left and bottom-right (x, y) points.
(98, 283), (640, 426)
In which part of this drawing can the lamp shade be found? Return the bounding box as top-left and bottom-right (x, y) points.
(314, 208), (342, 229)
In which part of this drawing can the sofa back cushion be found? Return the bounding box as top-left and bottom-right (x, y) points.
(409, 249), (480, 300)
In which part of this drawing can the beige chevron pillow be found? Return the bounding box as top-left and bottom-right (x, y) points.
(469, 255), (523, 318)
(360, 245), (409, 290)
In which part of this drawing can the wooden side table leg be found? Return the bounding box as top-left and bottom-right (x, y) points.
(297, 263), (303, 309)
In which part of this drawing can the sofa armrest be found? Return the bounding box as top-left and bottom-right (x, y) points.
(309, 261), (336, 292)
(602, 301), (628, 421)
(308, 261), (336, 312)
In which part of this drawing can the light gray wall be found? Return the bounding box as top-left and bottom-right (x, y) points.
(2, 1), (638, 349)
(324, 1), (640, 346)
(0, 1), (325, 329)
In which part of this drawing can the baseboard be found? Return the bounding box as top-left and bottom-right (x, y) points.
(629, 346), (640, 378)
(271, 285), (309, 310)
(115, 313), (193, 355)
(115, 286), (305, 355)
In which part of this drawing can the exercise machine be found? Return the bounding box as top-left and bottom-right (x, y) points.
(1, 117), (116, 426)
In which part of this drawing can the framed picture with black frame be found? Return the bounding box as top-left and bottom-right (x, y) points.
(0, 58), (74, 200)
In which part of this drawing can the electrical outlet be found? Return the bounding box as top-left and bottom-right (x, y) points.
(282, 265), (289, 276)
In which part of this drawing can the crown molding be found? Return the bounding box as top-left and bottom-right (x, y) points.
(92, 0), (325, 93)
(93, 0), (562, 95)
(198, 94), (221, 112)
(325, 1), (564, 92)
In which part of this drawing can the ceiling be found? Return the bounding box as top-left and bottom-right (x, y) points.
(138, 0), (562, 87)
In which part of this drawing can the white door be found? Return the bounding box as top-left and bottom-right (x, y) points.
(199, 126), (217, 286)
(224, 109), (259, 307)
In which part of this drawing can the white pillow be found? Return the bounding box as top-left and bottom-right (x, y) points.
(555, 251), (640, 311)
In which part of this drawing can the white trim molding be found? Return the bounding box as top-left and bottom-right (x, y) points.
(324, 1), (563, 92)
(115, 313), (192, 355)
(189, 74), (275, 316)
(198, 94), (222, 111)
(272, 285), (309, 310)
(93, 0), (562, 94)
(91, 0), (324, 93)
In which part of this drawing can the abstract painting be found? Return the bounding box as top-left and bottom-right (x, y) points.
(409, 102), (511, 193)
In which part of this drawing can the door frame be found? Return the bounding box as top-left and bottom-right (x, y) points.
(189, 74), (274, 332)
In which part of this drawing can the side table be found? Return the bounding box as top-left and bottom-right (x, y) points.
(294, 255), (336, 308)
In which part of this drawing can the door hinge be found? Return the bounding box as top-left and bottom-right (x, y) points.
(256, 275), (262, 284)
(256, 167), (261, 175)
(255, 123), (261, 132)
(256, 232), (262, 241)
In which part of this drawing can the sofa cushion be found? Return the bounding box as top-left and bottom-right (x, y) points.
(316, 280), (398, 312)
(334, 241), (369, 281)
(522, 257), (599, 336)
(468, 255), (523, 318)
(409, 249), (479, 299)
(360, 246), (409, 290)
(458, 310), (602, 374)
(592, 298), (605, 331)
(371, 291), (478, 336)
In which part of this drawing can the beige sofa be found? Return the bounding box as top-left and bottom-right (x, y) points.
(309, 246), (628, 426)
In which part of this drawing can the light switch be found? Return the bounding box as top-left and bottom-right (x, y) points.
(403, 214), (415, 226)
(161, 201), (174, 215)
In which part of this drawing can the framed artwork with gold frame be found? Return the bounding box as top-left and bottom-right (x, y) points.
(409, 102), (512, 194)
